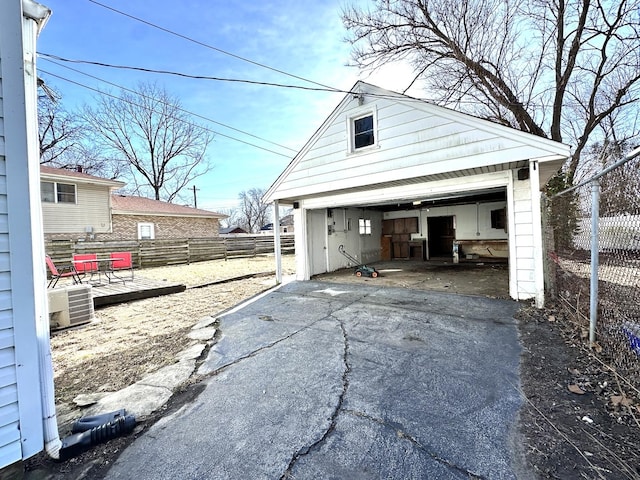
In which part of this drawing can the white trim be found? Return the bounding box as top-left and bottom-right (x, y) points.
(529, 160), (545, 307)
(347, 106), (379, 154)
(300, 170), (511, 210)
(137, 222), (155, 240)
(507, 171), (518, 300)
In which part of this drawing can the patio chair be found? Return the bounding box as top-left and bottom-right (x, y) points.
(73, 253), (100, 284)
(45, 255), (81, 288)
(109, 251), (134, 282)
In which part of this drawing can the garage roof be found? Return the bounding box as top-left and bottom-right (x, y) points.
(265, 82), (570, 204)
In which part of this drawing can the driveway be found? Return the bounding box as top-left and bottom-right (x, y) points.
(104, 280), (528, 479)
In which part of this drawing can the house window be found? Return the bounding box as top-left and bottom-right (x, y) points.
(353, 114), (374, 149)
(359, 218), (371, 235)
(56, 183), (76, 203)
(40, 181), (76, 203)
(138, 223), (155, 240)
(491, 208), (506, 230)
(41, 182), (55, 202)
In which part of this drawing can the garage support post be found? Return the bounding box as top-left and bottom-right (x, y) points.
(273, 200), (282, 284)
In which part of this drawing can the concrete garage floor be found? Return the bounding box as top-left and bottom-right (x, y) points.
(315, 259), (510, 299)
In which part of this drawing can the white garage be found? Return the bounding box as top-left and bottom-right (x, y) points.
(265, 82), (570, 306)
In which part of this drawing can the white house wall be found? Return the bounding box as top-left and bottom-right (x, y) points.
(273, 86), (568, 201)
(0, 0), (48, 468)
(41, 183), (113, 234)
(326, 208), (382, 272)
(384, 201), (508, 242)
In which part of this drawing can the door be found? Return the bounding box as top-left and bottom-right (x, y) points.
(427, 216), (455, 257)
(307, 209), (327, 276)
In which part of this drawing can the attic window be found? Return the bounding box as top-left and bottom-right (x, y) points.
(347, 110), (377, 152)
(353, 114), (374, 149)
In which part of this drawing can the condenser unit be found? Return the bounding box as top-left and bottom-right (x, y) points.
(48, 284), (94, 330)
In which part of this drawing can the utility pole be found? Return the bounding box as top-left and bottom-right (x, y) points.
(192, 185), (199, 209)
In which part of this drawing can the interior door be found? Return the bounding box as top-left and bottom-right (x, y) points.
(427, 216), (455, 257)
(307, 209), (327, 276)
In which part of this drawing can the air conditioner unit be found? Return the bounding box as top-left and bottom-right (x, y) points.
(48, 284), (94, 330)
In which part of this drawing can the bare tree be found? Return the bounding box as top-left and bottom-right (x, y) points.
(235, 188), (271, 233)
(83, 82), (213, 201)
(343, 0), (640, 183)
(38, 85), (83, 165)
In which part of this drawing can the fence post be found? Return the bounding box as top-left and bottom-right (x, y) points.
(589, 179), (600, 345)
(541, 196), (557, 300)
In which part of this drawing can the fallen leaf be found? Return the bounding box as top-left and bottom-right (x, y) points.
(548, 315), (556, 322)
(568, 367), (581, 375)
(569, 384), (585, 395)
(591, 342), (603, 353)
(611, 395), (624, 407)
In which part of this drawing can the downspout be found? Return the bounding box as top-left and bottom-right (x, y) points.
(23, 0), (61, 460)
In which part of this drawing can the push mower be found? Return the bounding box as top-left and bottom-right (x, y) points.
(338, 245), (379, 278)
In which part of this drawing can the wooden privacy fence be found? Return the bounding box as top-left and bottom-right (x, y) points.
(45, 235), (295, 269)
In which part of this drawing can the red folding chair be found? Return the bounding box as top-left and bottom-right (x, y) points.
(109, 251), (134, 282)
(73, 253), (99, 283)
(45, 255), (81, 288)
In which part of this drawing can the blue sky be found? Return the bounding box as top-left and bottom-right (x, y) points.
(37, 0), (417, 212)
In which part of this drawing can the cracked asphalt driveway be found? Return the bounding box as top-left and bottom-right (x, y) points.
(103, 281), (528, 479)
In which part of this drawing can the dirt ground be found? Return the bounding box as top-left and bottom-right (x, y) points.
(23, 257), (640, 479)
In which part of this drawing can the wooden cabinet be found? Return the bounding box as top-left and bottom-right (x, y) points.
(409, 240), (426, 260)
(381, 235), (392, 261)
(380, 216), (421, 260)
(403, 217), (418, 233)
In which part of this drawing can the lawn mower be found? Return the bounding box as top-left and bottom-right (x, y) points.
(338, 244), (379, 278)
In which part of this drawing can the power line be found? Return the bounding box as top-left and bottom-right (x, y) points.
(38, 69), (293, 159)
(38, 53), (343, 93)
(85, 0), (341, 92)
(39, 56), (298, 153)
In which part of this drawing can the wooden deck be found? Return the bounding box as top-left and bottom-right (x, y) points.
(90, 277), (186, 307)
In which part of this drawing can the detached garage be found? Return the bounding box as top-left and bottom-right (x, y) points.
(265, 82), (570, 306)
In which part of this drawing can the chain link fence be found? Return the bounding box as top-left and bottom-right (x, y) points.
(544, 148), (640, 388)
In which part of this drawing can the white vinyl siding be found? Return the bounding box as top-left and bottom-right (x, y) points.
(0, 45), (21, 468)
(0, 181), (21, 464)
(272, 85), (568, 200)
(41, 183), (112, 234)
(510, 170), (537, 299)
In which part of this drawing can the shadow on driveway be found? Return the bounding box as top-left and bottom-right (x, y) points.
(104, 280), (530, 480)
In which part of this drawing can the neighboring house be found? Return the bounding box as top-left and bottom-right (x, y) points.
(260, 214), (294, 234)
(40, 167), (226, 241)
(106, 195), (226, 241)
(220, 226), (248, 235)
(264, 81), (571, 306)
(40, 166), (125, 241)
(0, 0), (58, 470)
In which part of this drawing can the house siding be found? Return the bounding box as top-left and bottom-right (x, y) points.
(511, 171), (538, 299)
(0, 25), (22, 468)
(99, 214), (221, 241)
(0, 1), (48, 467)
(275, 88), (566, 200)
(42, 182), (112, 235)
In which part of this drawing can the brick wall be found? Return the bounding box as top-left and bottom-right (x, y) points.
(104, 214), (221, 240)
(45, 214), (221, 242)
